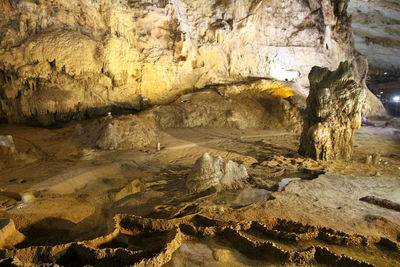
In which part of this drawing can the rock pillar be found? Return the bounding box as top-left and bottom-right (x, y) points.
(299, 61), (366, 160)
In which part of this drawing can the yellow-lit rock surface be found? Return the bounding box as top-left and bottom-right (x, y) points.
(0, 0), (376, 124)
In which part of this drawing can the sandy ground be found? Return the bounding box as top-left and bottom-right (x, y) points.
(0, 121), (399, 266)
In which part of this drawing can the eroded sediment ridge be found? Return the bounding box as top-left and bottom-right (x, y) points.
(1, 213), (399, 266)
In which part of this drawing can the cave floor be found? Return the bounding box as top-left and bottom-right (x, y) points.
(0, 122), (400, 266)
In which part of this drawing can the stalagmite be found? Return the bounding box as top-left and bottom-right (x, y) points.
(186, 153), (248, 193)
(299, 61), (366, 160)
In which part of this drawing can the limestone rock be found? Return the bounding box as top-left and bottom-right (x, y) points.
(151, 90), (294, 130)
(0, 135), (36, 169)
(0, 218), (25, 248)
(76, 113), (160, 150)
(0, 135), (16, 154)
(350, 54), (386, 117)
(363, 89), (387, 118)
(0, 0), (362, 124)
(186, 153), (248, 193)
(299, 61), (366, 160)
(348, 0), (400, 71)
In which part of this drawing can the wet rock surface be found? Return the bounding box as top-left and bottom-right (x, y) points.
(299, 61), (366, 160)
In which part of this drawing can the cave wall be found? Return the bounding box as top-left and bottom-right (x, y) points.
(348, 0), (400, 72)
(0, 0), (361, 123)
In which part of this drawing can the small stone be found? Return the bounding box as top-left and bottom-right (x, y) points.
(372, 153), (380, 165)
(365, 155), (372, 165)
(21, 192), (35, 203)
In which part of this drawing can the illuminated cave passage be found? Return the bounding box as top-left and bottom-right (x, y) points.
(0, 0), (400, 266)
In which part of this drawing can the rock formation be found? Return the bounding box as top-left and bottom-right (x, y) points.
(76, 113), (159, 150)
(0, 218), (25, 249)
(0, 135), (36, 169)
(0, 0), (370, 124)
(150, 89), (302, 131)
(348, 0), (400, 71)
(186, 153), (248, 193)
(299, 61), (366, 160)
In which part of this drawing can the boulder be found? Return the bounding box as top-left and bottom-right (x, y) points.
(299, 62), (366, 160)
(186, 153), (248, 193)
(76, 113), (160, 150)
(151, 90), (284, 130)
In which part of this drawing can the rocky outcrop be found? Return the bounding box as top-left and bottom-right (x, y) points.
(76, 113), (160, 150)
(186, 153), (248, 193)
(0, 0), (364, 124)
(348, 0), (400, 71)
(0, 135), (36, 169)
(299, 61), (366, 160)
(150, 89), (302, 131)
(0, 218), (25, 249)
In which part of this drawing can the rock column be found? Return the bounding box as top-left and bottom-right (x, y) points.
(299, 61), (366, 160)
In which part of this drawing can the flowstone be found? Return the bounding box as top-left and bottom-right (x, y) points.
(299, 62), (366, 160)
(186, 153), (248, 193)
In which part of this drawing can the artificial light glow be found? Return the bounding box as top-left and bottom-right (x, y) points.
(393, 96), (400, 102)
